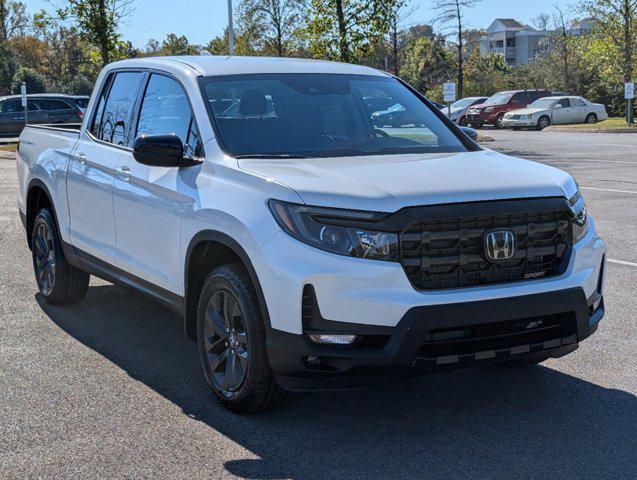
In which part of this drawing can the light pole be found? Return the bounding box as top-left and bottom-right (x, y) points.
(227, 0), (235, 56)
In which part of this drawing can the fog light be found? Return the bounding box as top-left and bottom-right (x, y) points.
(307, 333), (357, 345)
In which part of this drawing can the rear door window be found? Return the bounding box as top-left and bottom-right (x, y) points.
(92, 71), (144, 146)
(557, 98), (570, 108)
(39, 99), (74, 111)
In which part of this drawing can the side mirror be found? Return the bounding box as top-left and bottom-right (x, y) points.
(133, 134), (202, 167)
(459, 126), (478, 141)
(554, 103), (563, 109)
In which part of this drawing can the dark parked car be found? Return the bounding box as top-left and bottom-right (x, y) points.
(0, 94), (84, 136)
(466, 89), (551, 129)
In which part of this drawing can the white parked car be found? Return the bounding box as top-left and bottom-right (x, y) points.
(502, 96), (608, 130)
(442, 97), (488, 126)
(17, 56), (605, 413)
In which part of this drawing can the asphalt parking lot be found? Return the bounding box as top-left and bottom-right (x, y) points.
(1, 130), (635, 479)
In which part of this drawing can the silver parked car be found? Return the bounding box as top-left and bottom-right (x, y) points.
(502, 96), (608, 130)
(442, 97), (488, 126)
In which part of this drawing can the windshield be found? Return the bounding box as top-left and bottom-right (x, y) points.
(528, 98), (557, 109)
(484, 92), (513, 105)
(450, 97), (479, 109)
(200, 74), (466, 158)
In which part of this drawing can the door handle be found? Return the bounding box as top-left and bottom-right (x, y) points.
(74, 152), (87, 165)
(115, 165), (131, 181)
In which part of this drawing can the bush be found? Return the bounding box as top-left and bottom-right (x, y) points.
(11, 66), (47, 94)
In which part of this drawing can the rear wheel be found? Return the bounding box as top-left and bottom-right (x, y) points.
(537, 116), (551, 130)
(585, 113), (598, 124)
(197, 264), (286, 413)
(31, 209), (89, 305)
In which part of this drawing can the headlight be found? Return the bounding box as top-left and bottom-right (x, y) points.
(521, 114), (532, 119)
(268, 200), (400, 261)
(569, 190), (589, 243)
(485, 107), (494, 113)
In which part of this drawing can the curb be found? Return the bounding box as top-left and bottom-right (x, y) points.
(0, 151), (16, 160)
(545, 127), (637, 134)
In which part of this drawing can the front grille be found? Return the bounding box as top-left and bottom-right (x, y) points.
(418, 312), (576, 358)
(400, 207), (572, 290)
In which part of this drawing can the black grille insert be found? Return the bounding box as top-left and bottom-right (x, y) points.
(400, 208), (572, 290)
(418, 312), (576, 358)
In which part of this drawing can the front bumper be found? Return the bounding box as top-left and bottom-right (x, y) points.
(502, 118), (536, 128)
(269, 288), (604, 391)
(253, 205), (606, 390)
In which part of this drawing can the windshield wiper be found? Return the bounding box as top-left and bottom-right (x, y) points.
(233, 153), (308, 159)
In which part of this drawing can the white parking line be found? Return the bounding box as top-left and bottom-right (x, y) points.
(581, 186), (637, 194)
(608, 258), (637, 268)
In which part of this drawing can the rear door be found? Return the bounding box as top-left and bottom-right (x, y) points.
(571, 97), (588, 123)
(112, 73), (203, 293)
(66, 70), (145, 262)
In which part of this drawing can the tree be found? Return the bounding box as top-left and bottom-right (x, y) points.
(431, 0), (483, 98)
(238, 0), (304, 57)
(386, 0), (416, 75)
(55, 0), (134, 66)
(532, 12), (552, 31)
(553, 5), (572, 93)
(11, 65), (47, 93)
(306, 0), (397, 62)
(582, 0), (636, 83)
(400, 32), (453, 95)
(158, 33), (199, 55)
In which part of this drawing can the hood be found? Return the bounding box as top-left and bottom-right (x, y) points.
(238, 150), (577, 212)
(507, 107), (547, 115)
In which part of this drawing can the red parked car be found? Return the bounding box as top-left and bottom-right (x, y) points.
(466, 89), (551, 129)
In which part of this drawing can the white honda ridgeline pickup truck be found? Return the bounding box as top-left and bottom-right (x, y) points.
(17, 56), (606, 413)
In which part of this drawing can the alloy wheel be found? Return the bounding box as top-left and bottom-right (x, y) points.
(203, 289), (249, 398)
(33, 222), (56, 296)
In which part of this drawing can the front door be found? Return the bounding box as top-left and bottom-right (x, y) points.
(112, 73), (203, 294)
(552, 98), (572, 124)
(66, 71), (145, 263)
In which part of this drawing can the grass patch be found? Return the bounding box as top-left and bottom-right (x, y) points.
(0, 143), (17, 152)
(546, 117), (637, 132)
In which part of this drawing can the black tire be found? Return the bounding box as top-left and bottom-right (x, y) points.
(458, 116), (468, 127)
(197, 264), (286, 413)
(585, 113), (598, 124)
(493, 114), (505, 129)
(31, 208), (89, 305)
(470, 123), (483, 129)
(536, 116), (551, 130)
(512, 127), (521, 131)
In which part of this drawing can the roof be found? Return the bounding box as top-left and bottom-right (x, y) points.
(496, 18), (525, 28)
(108, 55), (389, 77)
(0, 93), (81, 100)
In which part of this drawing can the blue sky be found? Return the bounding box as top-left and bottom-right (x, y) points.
(28, 0), (575, 48)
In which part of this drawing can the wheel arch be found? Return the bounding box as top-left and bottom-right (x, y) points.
(183, 230), (271, 340)
(25, 179), (58, 251)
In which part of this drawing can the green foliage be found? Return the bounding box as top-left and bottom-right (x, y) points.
(400, 35), (453, 97)
(306, 0), (397, 62)
(55, 0), (133, 65)
(11, 65), (47, 93)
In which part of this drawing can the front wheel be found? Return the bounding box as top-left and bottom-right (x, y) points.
(493, 114), (505, 129)
(458, 116), (468, 127)
(32, 208), (89, 305)
(585, 113), (598, 124)
(536, 116), (551, 130)
(197, 264), (286, 413)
